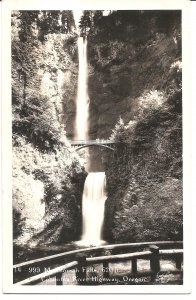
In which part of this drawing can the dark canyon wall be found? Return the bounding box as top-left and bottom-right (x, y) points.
(87, 10), (181, 139)
(85, 11), (182, 242)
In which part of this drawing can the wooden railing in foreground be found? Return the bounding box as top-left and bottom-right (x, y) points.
(14, 241), (183, 285)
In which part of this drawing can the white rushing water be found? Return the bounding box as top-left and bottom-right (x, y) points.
(73, 12), (107, 246)
(75, 36), (89, 140)
(80, 172), (107, 245)
(73, 10), (89, 140)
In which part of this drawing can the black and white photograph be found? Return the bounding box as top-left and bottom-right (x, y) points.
(1, 0), (192, 294)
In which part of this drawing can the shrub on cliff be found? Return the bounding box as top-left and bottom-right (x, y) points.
(110, 117), (130, 143)
(110, 89), (170, 145)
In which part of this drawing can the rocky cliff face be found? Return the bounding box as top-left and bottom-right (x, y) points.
(12, 11), (86, 251)
(87, 10), (181, 139)
(85, 11), (182, 242)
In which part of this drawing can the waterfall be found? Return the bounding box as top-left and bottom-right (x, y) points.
(81, 172), (107, 245)
(73, 10), (89, 140)
(73, 11), (107, 246)
(74, 36), (89, 140)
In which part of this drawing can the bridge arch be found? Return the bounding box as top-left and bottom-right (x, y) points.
(75, 144), (114, 151)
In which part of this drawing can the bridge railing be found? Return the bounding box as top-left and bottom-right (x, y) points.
(69, 140), (115, 145)
(14, 241), (183, 285)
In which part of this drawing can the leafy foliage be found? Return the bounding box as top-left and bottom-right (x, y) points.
(17, 11), (75, 42)
(110, 117), (130, 143)
(13, 95), (65, 151)
(112, 179), (183, 242)
(88, 10), (181, 43)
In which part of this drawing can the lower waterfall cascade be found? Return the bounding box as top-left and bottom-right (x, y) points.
(80, 172), (107, 245)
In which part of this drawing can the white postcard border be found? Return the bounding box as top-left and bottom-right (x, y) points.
(2, 0), (192, 294)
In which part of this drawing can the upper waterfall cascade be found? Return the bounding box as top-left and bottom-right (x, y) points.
(74, 10), (89, 141)
(75, 36), (89, 140)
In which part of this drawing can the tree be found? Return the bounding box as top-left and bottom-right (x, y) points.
(79, 11), (91, 36)
(110, 117), (129, 143)
(18, 11), (39, 42)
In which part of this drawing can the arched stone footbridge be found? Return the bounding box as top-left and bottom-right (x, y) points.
(69, 140), (116, 151)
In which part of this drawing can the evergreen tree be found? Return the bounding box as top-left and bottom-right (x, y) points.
(79, 11), (91, 36)
(110, 117), (129, 143)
